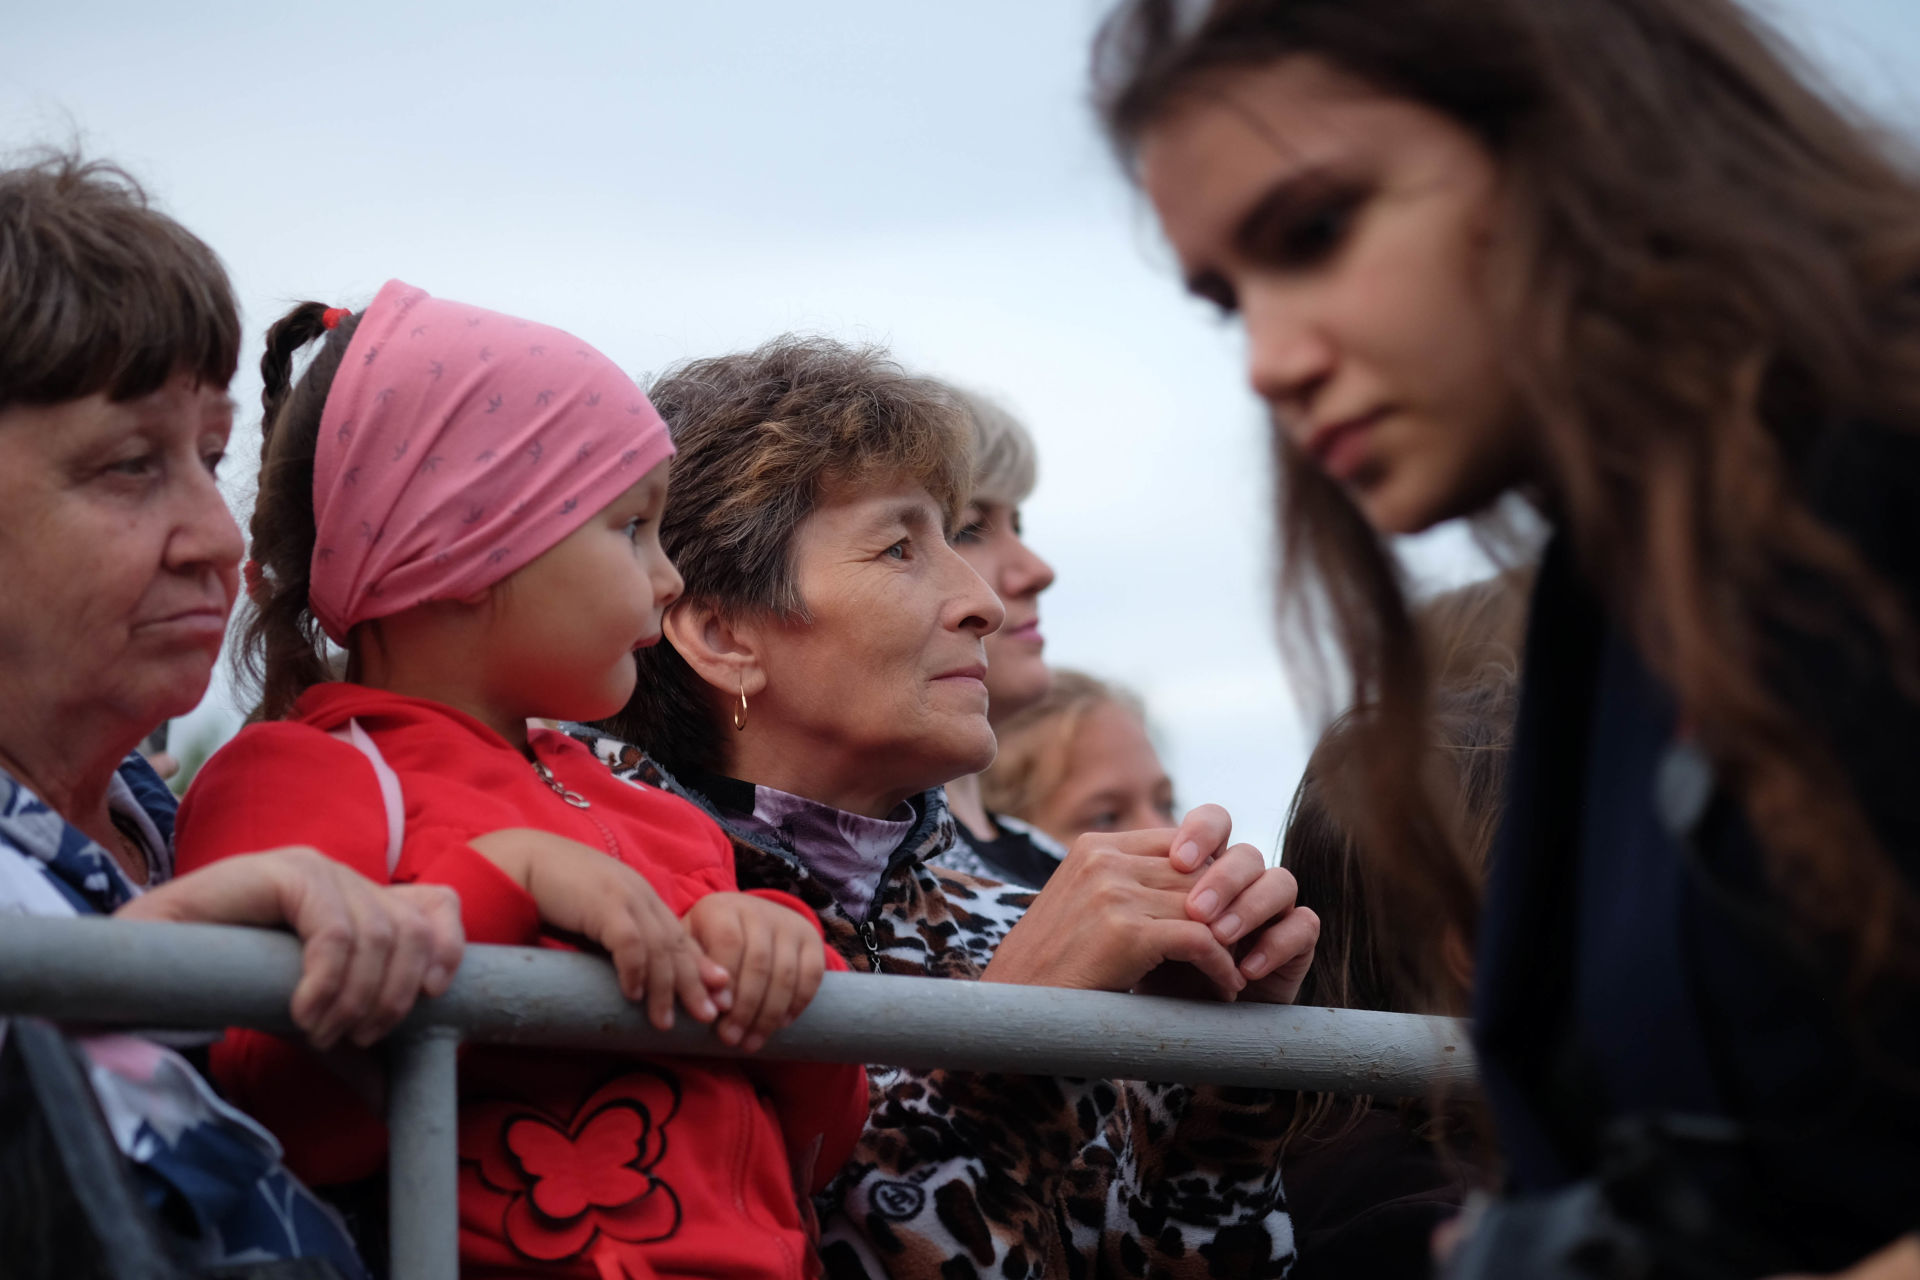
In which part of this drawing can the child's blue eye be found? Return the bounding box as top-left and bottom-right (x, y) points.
(625, 518), (647, 541)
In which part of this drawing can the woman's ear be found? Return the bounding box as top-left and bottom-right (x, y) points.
(662, 599), (768, 698)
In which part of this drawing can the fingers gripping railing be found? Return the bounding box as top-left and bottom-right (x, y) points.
(0, 917), (1478, 1279)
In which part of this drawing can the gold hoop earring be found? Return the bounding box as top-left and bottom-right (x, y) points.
(733, 682), (749, 732)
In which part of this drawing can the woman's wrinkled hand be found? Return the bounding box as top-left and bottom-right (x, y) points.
(467, 828), (731, 1032)
(1167, 804), (1321, 1003)
(683, 892), (827, 1053)
(114, 847), (465, 1050)
(981, 828), (1246, 994)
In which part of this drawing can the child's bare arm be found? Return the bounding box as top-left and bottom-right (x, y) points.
(682, 892), (828, 1053)
(467, 828), (731, 1030)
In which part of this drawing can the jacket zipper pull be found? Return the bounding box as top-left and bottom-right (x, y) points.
(533, 760), (591, 809)
(859, 921), (883, 971)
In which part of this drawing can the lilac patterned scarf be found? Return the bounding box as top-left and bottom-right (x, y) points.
(729, 784), (915, 921)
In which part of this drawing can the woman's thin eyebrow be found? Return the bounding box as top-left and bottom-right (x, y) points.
(1229, 164), (1341, 258)
(1180, 166), (1341, 300)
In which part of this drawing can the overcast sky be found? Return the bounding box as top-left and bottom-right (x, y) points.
(6, 0), (1919, 851)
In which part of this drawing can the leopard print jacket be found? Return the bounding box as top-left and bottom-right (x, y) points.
(574, 729), (1298, 1279)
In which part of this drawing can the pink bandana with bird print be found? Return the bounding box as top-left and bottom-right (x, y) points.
(308, 279), (674, 643)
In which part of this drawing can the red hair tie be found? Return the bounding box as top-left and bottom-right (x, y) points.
(242, 558), (268, 601)
(321, 307), (351, 330)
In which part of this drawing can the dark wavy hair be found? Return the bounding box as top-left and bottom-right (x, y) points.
(234, 303), (363, 720)
(1094, 0), (1920, 995)
(0, 151), (237, 411)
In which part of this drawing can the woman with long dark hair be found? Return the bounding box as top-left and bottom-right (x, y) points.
(1094, 1), (1920, 1275)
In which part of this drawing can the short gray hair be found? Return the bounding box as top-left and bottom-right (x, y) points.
(951, 385), (1038, 507)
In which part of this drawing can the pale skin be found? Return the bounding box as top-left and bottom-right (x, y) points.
(1139, 56), (1531, 539)
(667, 475), (1320, 1002)
(0, 376), (463, 1051)
(358, 461), (826, 1051)
(1137, 51), (1917, 1279)
(1017, 698), (1177, 847)
(667, 476), (1006, 820)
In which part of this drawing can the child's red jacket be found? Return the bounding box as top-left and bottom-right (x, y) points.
(176, 682), (868, 1280)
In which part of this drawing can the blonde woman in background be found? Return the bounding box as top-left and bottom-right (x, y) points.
(937, 387), (1078, 886)
(983, 670), (1177, 850)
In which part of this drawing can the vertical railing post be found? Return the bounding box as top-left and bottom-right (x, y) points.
(388, 1026), (460, 1280)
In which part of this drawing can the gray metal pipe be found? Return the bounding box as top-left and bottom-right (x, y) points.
(388, 1028), (460, 1280)
(0, 917), (1475, 1094)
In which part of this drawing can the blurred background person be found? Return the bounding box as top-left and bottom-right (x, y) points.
(1096, 0), (1920, 1273)
(939, 386), (1075, 885)
(1272, 572), (1523, 1279)
(981, 669), (1177, 852)
(1278, 684), (1511, 1278)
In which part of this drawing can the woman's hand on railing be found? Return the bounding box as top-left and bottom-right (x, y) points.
(1167, 804), (1321, 1004)
(467, 828), (732, 1032)
(114, 847), (464, 1049)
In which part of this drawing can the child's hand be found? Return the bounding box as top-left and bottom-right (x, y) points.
(467, 829), (731, 1031)
(682, 893), (827, 1053)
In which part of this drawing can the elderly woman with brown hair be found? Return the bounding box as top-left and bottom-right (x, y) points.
(0, 154), (463, 1277)
(575, 334), (1319, 1279)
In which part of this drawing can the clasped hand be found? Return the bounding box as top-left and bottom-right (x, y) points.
(982, 803), (1320, 1002)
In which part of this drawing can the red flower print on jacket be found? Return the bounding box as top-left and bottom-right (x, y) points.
(460, 1070), (683, 1262)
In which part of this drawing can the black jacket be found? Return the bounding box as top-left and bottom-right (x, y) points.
(1475, 425), (1920, 1273)
(1282, 1104), (1476, 1280)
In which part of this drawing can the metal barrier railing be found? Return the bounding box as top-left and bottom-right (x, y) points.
(0, 916), (1478, 1280)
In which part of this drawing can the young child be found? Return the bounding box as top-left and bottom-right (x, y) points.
(175, 280), (867, 1279)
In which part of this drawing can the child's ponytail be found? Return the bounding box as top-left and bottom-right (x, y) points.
(236, 302), (360, 720)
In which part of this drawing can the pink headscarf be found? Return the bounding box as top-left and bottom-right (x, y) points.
(309, 280), (674, 643)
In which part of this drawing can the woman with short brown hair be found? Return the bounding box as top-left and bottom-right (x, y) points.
(0, 153), (461, 1277)
(584, 333), (1321, 1278)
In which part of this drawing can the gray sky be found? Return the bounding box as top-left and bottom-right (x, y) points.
(6, 0), (1919, 851)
